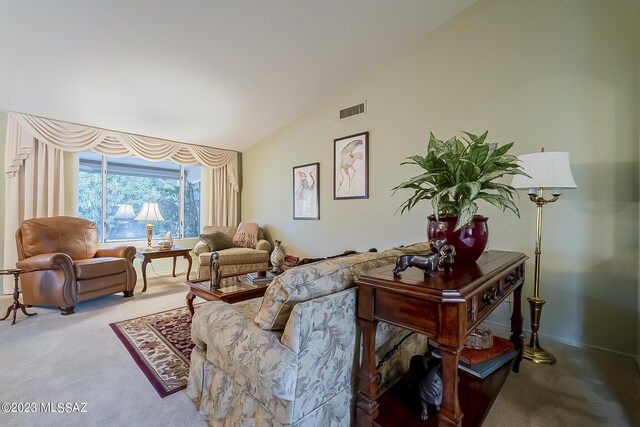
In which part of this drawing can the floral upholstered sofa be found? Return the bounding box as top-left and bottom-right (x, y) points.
(186, 242), (431, 426)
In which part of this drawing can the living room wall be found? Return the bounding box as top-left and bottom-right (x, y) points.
(242, 0), (640, 355)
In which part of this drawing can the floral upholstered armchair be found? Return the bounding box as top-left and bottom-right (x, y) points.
(187, 242), (431, 426)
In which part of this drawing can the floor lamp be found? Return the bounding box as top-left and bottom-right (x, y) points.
(511, 149), (577, 365)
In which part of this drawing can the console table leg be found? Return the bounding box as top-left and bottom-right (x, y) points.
(356, 318), (379, 426)
(438, 345), (463, 427)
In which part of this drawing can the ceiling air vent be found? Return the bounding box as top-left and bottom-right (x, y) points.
(340, 101), (366, 120)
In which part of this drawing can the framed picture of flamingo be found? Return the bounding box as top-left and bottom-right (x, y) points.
(293, 162), (320, 220)
(334, 131), (369, 199)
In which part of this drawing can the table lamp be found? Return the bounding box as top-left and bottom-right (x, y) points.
(115, 204), (136, 221)
(511, 149), (577, 365)
(134, 202), (165, 249)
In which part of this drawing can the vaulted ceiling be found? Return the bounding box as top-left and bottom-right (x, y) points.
(0, 0), (476, 151)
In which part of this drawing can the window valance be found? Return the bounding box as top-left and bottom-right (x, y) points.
(4, 112), (238, 191)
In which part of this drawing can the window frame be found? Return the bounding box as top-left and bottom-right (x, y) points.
(78, 154), (200, 243)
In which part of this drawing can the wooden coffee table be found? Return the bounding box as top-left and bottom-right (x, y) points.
(135, 245), (193, 292)
(185, 275), (270, 318)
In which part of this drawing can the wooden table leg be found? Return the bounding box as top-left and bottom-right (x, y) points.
(184, 253), (193, 281)
(172, 256), (177, 277)
(141, 258), (150, 292)
(438, 345), (463, 426)
(356, 318), (379, 426)
(0, 272), (37, 325)
(186, 291), (196, 319)
(0, 304), (14, 322)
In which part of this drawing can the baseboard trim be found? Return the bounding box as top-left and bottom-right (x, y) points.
(482, 319), (636, 360)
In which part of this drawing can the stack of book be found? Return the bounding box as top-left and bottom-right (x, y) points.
(246, 271), (276, 285)
(430, 336), (517, 379)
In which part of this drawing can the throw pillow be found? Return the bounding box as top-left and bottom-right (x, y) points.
(233, 222), (259, 248)
(199, 232), (235, 251)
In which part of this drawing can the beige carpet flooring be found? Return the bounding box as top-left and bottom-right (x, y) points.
(0, 274), (638, 427)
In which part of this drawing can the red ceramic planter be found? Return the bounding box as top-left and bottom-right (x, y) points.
(427, 215), (489, 264)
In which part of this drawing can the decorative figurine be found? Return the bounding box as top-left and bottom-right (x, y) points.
(156, 232), (174, 250)
(393, 253), (439, 278)
(410, 355), (443, 421)
(209, 252), (222, 290)
(428, 238), (447, 254)
(438, 244), (456, 272)
(393, 238), (456, 278)
(270, 240), (285, 274)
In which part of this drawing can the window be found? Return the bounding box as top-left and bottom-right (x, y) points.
(78, 152), (201, 242)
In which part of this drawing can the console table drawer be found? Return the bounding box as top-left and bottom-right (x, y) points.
(468, 264), (524, 325)
(374, 289), (438, 334)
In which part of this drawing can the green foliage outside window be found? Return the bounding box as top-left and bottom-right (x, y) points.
(78, 164), (200, 241)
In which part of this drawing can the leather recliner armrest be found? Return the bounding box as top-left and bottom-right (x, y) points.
(96, 246), (137, 260)
(16, 252), (73, 271)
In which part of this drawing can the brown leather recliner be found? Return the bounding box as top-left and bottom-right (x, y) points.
(15, 216), (137, 315)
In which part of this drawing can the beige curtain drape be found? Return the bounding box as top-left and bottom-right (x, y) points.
(3, 136), (65, 293)
(3, 112), (240, 293)
(5, 113), (239, 190)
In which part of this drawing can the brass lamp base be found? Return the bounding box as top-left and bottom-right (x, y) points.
(523, 345), (557, 365)
(523, 296), (556, 365)
(145, 223), (154, 249)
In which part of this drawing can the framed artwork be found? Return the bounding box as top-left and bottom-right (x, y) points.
(293, 162), (320, 220)
(333, 131), (369, 199)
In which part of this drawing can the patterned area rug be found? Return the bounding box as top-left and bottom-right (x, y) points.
(110, 305), (196, 397)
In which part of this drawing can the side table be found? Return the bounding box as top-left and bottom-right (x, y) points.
(0, 268), (37, 325)
(135, 245), (193, 292)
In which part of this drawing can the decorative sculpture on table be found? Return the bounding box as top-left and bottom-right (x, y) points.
(410, 355), (443, 421)
(270, 240), (285, 274)
(393, 238), (455, 278)
(209, 252), (222, 290)
(437, 243), (456, 272)
(156, 232), (174, 251)
(393, 252), (439, 278)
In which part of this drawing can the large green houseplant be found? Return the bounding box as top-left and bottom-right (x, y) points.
(393, 131), (525, 262)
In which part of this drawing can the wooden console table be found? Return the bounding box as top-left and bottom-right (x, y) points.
(135, 245), (193, 292)
(356, 250), (527, 427)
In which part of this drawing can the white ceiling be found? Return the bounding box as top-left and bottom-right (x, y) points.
(0, 0), (476, 152)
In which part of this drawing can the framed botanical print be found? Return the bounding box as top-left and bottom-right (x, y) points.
(293, 162), (319, 220)
(333, 131), (369, 199)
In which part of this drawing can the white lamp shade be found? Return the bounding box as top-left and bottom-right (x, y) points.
(134, 202), (165, 222)
(114, 204), (136, 220)
(511, 152), (577, 193)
